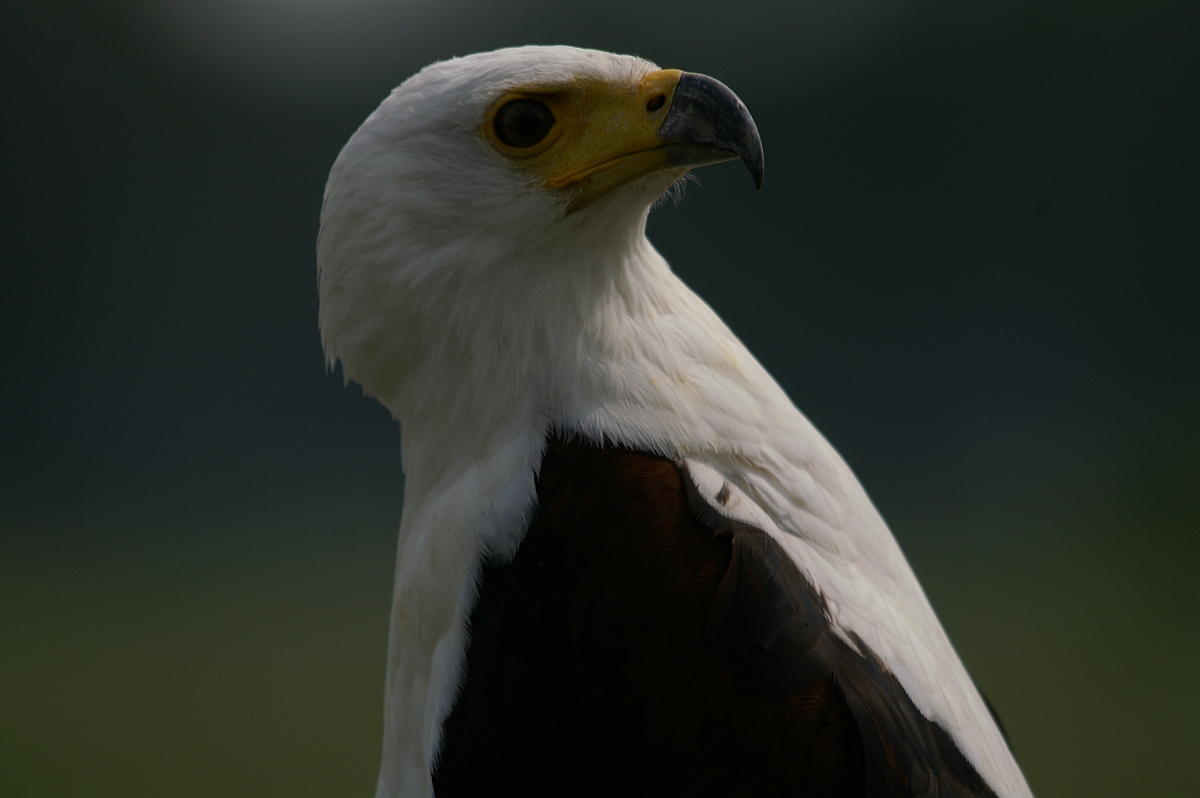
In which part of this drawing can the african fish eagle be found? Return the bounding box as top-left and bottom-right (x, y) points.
(317, 46), (1032, 798)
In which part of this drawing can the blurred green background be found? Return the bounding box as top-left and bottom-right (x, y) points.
(1, 1), (1196, 795)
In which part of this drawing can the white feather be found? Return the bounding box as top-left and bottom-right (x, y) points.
(318, 45), (1033, 798)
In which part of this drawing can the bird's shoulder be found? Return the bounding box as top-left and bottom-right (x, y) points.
(434, 436), (1000, 798)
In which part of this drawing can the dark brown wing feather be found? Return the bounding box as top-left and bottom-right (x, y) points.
(432, 437), (1001, 797)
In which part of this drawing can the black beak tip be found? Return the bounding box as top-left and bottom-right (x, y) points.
(742, 117), (765, 190)
(661, 72), (765, 193)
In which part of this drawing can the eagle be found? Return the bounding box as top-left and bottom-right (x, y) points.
(317, 46), (1032, 798)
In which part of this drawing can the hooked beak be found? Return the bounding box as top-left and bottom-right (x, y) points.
(658, 72), (764, 190)
(520, 69), (764, 213)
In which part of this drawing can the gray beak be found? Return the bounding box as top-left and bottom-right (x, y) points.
(658, 73), (765, 190)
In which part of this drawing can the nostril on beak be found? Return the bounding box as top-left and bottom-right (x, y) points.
(646, 95), (666, 112)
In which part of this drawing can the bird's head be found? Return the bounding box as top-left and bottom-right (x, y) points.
(317, 46), (762, 409)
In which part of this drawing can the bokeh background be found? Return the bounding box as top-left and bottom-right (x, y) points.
(2, 1), (1197, 795)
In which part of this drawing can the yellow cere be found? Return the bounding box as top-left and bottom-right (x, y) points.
(483, 69), (688, 212)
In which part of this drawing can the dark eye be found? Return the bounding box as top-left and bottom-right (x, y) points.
(494, 99), (555, 148)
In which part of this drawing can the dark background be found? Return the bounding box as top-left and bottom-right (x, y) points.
(2, 1), (1196, 795)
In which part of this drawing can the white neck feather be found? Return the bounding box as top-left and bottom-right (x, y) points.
(325, 195), (1029, 798)
(353, 187), (776, 797)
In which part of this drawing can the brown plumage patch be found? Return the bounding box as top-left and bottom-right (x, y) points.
(432, 437), (999, 797)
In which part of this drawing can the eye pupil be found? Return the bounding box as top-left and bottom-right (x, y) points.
(494, 99), (555, 148)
